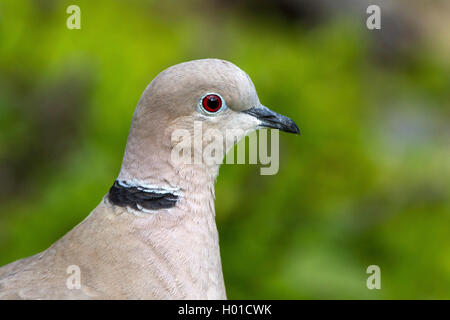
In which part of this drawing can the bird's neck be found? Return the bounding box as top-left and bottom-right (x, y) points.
(112, 146), (225, 298)
(117, 122), (221, 191)
(111, 124), (226, 298)
(109, 169), (225, 298)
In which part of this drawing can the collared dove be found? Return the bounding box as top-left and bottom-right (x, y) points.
(0, 59), (299, 299)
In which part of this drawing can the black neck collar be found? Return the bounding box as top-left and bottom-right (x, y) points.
(108, 180), (179, 211)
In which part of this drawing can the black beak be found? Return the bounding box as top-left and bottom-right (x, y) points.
(243, 105), (300, 134)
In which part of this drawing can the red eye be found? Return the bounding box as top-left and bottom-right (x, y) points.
(202, 94), (222, 113)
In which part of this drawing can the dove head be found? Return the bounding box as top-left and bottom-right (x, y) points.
(118, 59), (299, 184)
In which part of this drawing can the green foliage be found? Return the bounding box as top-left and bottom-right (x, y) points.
(0, 0), (449, 299)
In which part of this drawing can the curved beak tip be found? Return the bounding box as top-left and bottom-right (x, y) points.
(289, 121), (301, 135)
(243, 105), (301, 135)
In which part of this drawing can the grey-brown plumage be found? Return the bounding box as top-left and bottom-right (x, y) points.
(0, 59), (299, 299)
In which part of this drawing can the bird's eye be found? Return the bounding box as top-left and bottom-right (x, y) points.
(201, 94), (223, 113)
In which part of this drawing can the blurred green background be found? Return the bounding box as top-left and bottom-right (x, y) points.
(0, 0), (449, 299)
